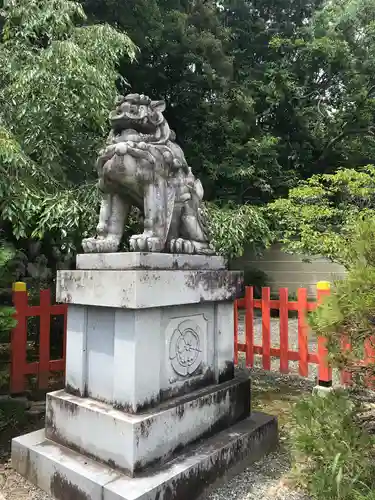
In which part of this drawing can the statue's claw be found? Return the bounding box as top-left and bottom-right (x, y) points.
(129, 234), (164, 253)
(169, 238), (215, 255)
(183, 240), (194, 254)
(82, 236), (120, 253)
(192, 241), (216, 255)
(82, 237), (99, 253)
(169, 238), (194, 254)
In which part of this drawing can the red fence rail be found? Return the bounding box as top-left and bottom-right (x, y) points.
(10, 282), (67, 393)
(234, 284), (334, 385)
(234, 284), (375, 387)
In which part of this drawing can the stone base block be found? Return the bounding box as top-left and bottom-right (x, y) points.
(64, 299), (236, 412)
(12, 412), (278, 500)
(76, 252), (227, 271)
(45, 376), (251, 476)
(56, 268), (243, 309)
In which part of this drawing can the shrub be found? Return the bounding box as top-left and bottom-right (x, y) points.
(309, 218), (375, 382)
(0, 244), (16, 343)
(291, 391), (375, 500)
(207, 203), (274, 259)
(267, 166), (375, 267)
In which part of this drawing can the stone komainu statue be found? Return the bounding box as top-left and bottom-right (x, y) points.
(82, 93), (214, 255)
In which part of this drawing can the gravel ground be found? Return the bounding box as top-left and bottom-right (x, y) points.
(205, 448), (310, 500)
(0, 449), (311, 500)
(0, 462), (50, 500)
(0, 316), (316, 500)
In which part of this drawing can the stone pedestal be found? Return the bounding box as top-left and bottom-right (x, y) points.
(12, 253), (278, 500)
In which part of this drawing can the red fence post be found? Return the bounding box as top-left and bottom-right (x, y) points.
(245, 286), (254, 367)
(262, 287), (271, 370)
(11, 282), (28, 393)
(316, 281), (333, 387)
(39, 289), (51, 389)
(340, 335), (352, 386)
(234, 300), (239, 365)
(364, 336), (375, 389)
(297, 287), (309, 377)
(279, 288), (289, 374)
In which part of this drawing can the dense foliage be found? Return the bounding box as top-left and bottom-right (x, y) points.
(291, 391), (375, 500)
(308, 218), (375, 382)
(0, 244), (16, 343)
(83, 0), (375, 202)
(265, 0), (375, 263)
(268, 166), (375, 266)
(0, 0), (136, 266)
(207, 204), (273, 258)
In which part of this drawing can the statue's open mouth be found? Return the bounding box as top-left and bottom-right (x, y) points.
(110, 111), (156, 135)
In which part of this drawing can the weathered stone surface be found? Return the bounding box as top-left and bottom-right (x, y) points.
(81, 93), (215, 255)
(76, 252), (227, 271)
(12, 429), (120, 500)
(12, 412), (278, 500)
(45, 375), (250, 476)
(63, 302), (235, 412)
(56, 269), (243, 309)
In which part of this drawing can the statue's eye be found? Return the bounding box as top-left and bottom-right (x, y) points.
(130, 105), (138, 113)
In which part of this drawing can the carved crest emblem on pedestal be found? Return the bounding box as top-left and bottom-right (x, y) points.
(169, 319), (203, 377)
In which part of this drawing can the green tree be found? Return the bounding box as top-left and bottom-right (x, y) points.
(207, 203), (273, 259)
(291, 390), (375, 499)
(268, 166), (375, 266)
(263, 0), (375, 182)
(0, 243), (16, 343)
(82, 0), (375, 206)
(0, 0), (136, 251)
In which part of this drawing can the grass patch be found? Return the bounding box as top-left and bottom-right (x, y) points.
(253, 384), (301, 427)
(251, 373), (312, 453)
(290, 390), (375, 500)
(251, 373), (375, 499)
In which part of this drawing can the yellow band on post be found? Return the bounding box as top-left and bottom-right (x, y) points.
(316, 281), (330, 291)
(12, 281), (27, 292)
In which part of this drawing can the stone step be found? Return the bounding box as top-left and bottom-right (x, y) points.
(12, 412), (278, 500)
(45, 375), (251, 476)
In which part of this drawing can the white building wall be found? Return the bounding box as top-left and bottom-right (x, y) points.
(231, 244), (346, 297)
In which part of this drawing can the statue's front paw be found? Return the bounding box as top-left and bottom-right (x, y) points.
(103, 237), (121, 252)
(170, 238), (194, 254)
(169, 239), (215, 255)
(129, 234), (164, 252)
(82, 236), (120, 253)
(82, 237), (100, 253)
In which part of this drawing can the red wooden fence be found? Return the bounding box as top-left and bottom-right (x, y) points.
(234, 284), (375, 387)
(10, 282), (67, 393)
(234, 285), (333, 386)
